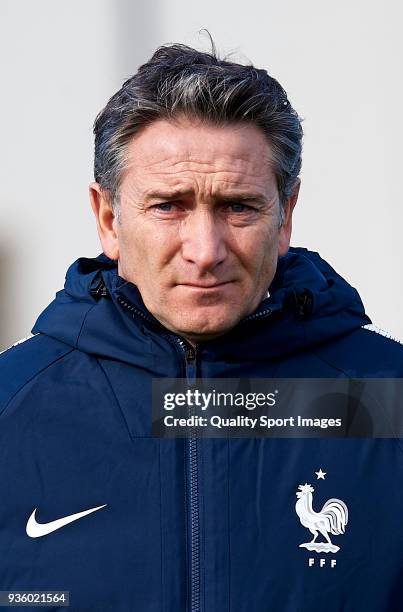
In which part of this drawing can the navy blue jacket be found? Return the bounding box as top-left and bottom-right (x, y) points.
(1, 247), (403, 612)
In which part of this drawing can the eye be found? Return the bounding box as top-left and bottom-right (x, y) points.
(149, 202), (183, 216)
(155, 202), (175, 212)
(225, 202), (254, 213)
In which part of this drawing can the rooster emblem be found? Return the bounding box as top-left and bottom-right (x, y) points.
(295, 483), (348, 553)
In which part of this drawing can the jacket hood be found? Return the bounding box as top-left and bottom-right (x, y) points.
(32, 247), (371, 366)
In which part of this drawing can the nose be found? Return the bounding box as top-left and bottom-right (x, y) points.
(180, 211), (228, 273)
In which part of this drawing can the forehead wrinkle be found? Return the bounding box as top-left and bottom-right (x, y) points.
(130, 160), (268, 179)
(122, 128), (276, 200)
(140, 178), (278, 207)
(124, 167), (278, 204)
(127, 146), (273, 172)
(143, 168), (269, 183)
(124, 116), (275, 175)
(132, 156), (273, 181)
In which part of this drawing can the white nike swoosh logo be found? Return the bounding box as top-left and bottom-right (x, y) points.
(26, 504), (107, 538)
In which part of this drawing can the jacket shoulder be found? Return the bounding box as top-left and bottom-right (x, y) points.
(313, 324), (403, 377)
(0, 334), (74, 414)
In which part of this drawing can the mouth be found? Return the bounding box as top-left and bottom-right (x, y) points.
(178, 282), (233, 290)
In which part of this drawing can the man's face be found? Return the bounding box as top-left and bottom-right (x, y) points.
(91, 117), (298, 342)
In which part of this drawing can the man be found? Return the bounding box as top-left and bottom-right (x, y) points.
(1, 43), (403, 612)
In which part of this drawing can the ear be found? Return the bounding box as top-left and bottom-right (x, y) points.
(278, 179), (300, 257)
(89, 182), (119, 260)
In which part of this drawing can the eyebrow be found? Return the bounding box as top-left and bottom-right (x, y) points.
(144, 190), (190, 202)
(144, 190), (269, 205)
(218, 194), (268, 205)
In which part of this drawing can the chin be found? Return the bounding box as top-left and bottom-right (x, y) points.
(170, 308), (242, 341)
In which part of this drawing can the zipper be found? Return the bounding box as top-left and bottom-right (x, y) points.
(116, 295), (157, 324)
(240, 306), (273, 324)
(176, 338), (201, 612)
(116, 293), (275, 612)
(175, 337), (197, 384)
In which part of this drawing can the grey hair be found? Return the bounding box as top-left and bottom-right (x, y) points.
(93, 43), (303, 224)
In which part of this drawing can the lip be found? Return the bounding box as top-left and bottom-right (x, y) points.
(178, 282), (233, 289)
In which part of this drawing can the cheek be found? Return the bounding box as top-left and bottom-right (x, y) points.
(263, 231), (280, 268)
(236, 226), (279, 272)
(116, 223), (147, 282)
(119, 224), (140, 257)
(118, 221), (180, 275)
